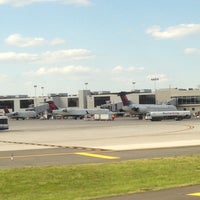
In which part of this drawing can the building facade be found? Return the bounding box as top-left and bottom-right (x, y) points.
(1, 88), (200, 115)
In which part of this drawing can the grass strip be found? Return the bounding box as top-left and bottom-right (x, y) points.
(0, 156), (200, 200)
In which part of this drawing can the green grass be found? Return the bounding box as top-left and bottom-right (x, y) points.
(1, 156), (200, 200)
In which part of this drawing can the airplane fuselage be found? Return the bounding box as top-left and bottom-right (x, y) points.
(123, 104), (177, 116)
(6, 111), (37, 120)
(52, 107), (111, 119)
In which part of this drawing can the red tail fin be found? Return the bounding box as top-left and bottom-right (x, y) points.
(118, 92), (132, 106)
(46, 101), (58, 110)
(4, 106), (10, 113)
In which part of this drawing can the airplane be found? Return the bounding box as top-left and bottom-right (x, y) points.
(3, 103), (49, 120)
(46, 101), (112, 119)
(118, 92), (177, 119)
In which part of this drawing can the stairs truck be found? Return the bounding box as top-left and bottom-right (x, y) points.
(145, 110), (191, 121)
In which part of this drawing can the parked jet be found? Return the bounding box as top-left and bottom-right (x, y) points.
(118, 92), (177, 119)
(4, 103), (49, 120)
(46, 101), (112, 119)
(4, 107), (37, 120)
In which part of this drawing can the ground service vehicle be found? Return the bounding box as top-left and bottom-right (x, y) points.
(93, 113), (115, 121)
(145, 111), (191, 121)
(0, 116), (9, 130)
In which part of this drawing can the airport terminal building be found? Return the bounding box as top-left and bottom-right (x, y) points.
(1, 88), (200, 115)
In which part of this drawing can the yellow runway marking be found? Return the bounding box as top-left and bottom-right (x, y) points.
(0, 151), (118, 160)
(188, 192), (200, 196)
(75, 152), (119, 160)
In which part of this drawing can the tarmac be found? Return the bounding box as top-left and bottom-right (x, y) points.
(0, 117), (200, 151)
(0, 117), (200, 199)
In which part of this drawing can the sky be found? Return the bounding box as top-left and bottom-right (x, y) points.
(0, 0), (200, 96)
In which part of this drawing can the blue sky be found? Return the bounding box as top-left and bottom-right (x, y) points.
(0, 0), (200, 96)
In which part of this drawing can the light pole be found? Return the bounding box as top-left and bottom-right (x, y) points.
(41, 86), (44, 97)
(34, 85), (37, 107)
(84, 82), (88, 90)
(132, 82), (136, 91)
(34, 85), (37, 97)
(151, 77), (159, 91)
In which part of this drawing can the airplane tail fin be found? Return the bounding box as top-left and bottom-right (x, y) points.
(166, 98), (177, 106)
(46, 101), (58, 110)
(118, 92), (133, 106)
(3, 106), (10, 114)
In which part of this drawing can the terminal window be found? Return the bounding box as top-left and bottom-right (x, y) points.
(20, 99), (34, 108)
(68, 98), (79, 107)
(0, 100), (14, 111)
(139, 95), (156, 104)
(173, 96), (200, 105)
(94, 96), (110, 107)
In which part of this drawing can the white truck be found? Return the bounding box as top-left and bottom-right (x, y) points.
(145, 110), (191, 121)
(94, 113), (115, 121)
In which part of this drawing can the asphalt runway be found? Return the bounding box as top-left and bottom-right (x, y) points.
(99, 185), (200, 200)
(0, 117), (200, 199)
(0, 117), (200, 152)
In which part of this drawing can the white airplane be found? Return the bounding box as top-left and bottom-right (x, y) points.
(4, 103), (49, 120)
(47, 101), (112, 119)
(118, 92), (177, 119)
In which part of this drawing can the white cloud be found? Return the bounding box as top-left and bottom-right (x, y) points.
(184, 48), (200, 55)
(146, 24), (200, 39)
(5, 34), (65, 47)
(27, 65), (91, 76)
(0, 0), (92, 7)
(39, 49), (93, 63)
(0, 49), (92, 63)
(112, 65), (144, 73)
(61, 0), (92, 6)
(0, 52), (38, 61)
(49, 38), (66, 46)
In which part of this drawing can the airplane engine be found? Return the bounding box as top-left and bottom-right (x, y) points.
(132, 107), (139, 112)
